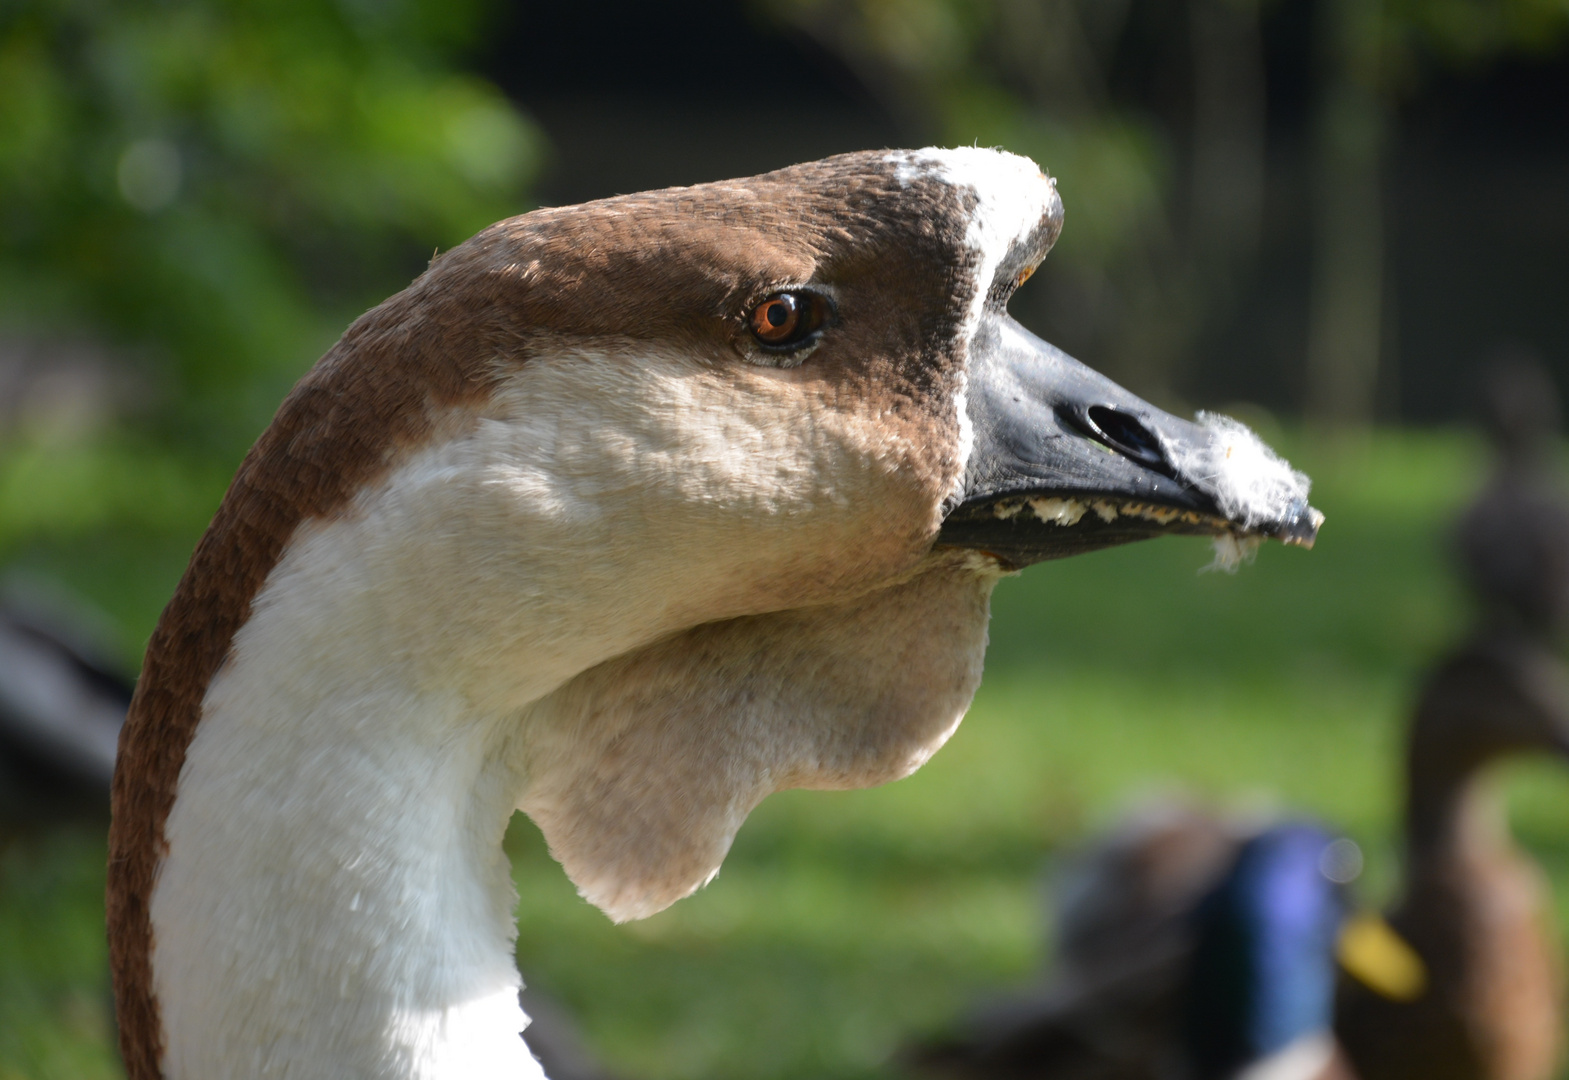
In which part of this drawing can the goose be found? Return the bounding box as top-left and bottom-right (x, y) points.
(105, 147), (1322, 1080)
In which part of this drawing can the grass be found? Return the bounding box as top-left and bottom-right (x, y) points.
(4, 428), (1569, 1078)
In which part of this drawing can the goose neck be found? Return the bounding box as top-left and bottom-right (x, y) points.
(150, 655), (545, 1080)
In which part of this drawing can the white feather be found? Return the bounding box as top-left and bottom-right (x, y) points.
(1175, 412), (1313, 532)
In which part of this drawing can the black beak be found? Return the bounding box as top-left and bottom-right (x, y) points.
(938, 312), (1323, 568)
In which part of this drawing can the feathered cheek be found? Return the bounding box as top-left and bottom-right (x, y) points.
(516, 549), (999, 923)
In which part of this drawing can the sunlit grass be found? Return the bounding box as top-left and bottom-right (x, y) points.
(5, 429), (1569, 1079)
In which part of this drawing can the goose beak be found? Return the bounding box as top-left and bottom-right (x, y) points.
(939, 313), (1323, 568)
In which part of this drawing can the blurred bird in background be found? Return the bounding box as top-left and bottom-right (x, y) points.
(1336, 355), (1569, 1080)
(1455, 352), (1569, 643)
(905, 804), (1403, 1080)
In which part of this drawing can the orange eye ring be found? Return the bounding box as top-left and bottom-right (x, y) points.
(748, 291), (831, 350)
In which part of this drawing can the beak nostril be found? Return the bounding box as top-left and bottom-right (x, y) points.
(1084, 406), (1168, 469)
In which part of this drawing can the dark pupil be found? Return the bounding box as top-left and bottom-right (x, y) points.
(766, 301), (791, 327)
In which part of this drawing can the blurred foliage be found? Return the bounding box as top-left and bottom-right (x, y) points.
(0, 0), (539, 462)
(1391, 0), (1569, 69)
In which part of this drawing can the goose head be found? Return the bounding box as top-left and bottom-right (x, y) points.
(108, 148), (1320, 1080)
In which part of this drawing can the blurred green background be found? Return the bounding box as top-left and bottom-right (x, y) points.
(3, 0), (1569, 1077)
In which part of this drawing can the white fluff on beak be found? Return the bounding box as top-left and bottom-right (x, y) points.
(1206, 533), (1263, 574)
(1176, 412), (1313, 528)
(1168, 412), (1313, 573)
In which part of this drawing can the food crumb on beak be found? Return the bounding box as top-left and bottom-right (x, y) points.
(1205, 533), (1263, 573)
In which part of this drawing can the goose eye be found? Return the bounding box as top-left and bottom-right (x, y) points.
(748, 292), (829, 349)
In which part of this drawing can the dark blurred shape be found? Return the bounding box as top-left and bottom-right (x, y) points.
(907, 804), (1356, 1080)
(0, 577), (130, 828)
(1455, 351), (1569, 639)
(489, 0), (869, 103)
(1478, 348), (1562, 463)
(520, 987), (629, 1080)
(482, 0), (902, 206)
(1051, 801), (1243, 1001)
(1335, 634), (1569, 1080)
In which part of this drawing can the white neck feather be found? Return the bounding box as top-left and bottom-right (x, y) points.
(148, 350), (993, 1079)
(152, 530), (547, 1080)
